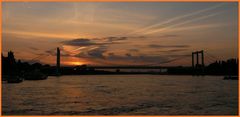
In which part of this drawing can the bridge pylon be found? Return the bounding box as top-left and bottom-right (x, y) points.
(192, 50), (204, 68)
(192, 50), (205, 75)
(56, 47), (61, 76)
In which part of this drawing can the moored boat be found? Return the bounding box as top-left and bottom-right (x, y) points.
(223, 76), (238, 80)
(24, 70), (48, 80)
(7, 76), (23, 83)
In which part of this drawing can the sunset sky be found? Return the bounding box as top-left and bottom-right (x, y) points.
(2, 2), (238, 66)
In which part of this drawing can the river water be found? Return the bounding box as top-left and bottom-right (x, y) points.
(2, 75), (238, 115)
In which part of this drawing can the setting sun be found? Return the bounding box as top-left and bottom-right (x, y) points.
(65, 61), (85, 66)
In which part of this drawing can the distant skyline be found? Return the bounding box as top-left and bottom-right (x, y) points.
(2, 2), (238, 66)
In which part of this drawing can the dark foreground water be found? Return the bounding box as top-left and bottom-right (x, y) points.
(2, 75), (238, 115)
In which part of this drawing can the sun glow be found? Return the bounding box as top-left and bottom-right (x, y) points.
(66, 61), (85, 66)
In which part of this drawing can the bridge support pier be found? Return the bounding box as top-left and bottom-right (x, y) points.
(192, 50), (204, 68)
(192, 50), (204, 75)
(56, 47), (60, 76)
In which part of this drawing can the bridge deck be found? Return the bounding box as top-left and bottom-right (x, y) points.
(86, 66), (189, 69)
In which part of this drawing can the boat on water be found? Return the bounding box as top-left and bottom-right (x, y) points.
(24, 70), (48, 80)
(6, 76), (23, 83)
(223, 76), (238, 80)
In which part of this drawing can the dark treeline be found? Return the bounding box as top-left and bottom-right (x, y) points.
(205, 59), (238, 75)
(2, 51), (239, 77)
(2, 51), (55, 77)
(167, 59), (238, 75)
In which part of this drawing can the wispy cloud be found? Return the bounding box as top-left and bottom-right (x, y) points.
(62, 37), (129, 60)
(62, 36), (129, 47)
(149, 44), (190, 48)
(157, 49), (188, 53)
(62, 38), (100, 46)
(3, 30), (77, 39)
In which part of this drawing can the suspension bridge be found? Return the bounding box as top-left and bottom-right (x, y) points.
(29, 47), (221, 75)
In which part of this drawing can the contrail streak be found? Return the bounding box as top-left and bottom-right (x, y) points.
(143, 12), (223, 35)
(159, 23), (227, 33)
(127, 3), (226, 35)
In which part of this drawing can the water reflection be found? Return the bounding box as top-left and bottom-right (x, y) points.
(2, 75), (238, 115)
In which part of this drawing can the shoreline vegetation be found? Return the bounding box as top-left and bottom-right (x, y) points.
(2, 51), (238, 82)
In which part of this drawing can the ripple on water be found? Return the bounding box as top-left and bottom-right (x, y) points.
(2, 75), (238, 115)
